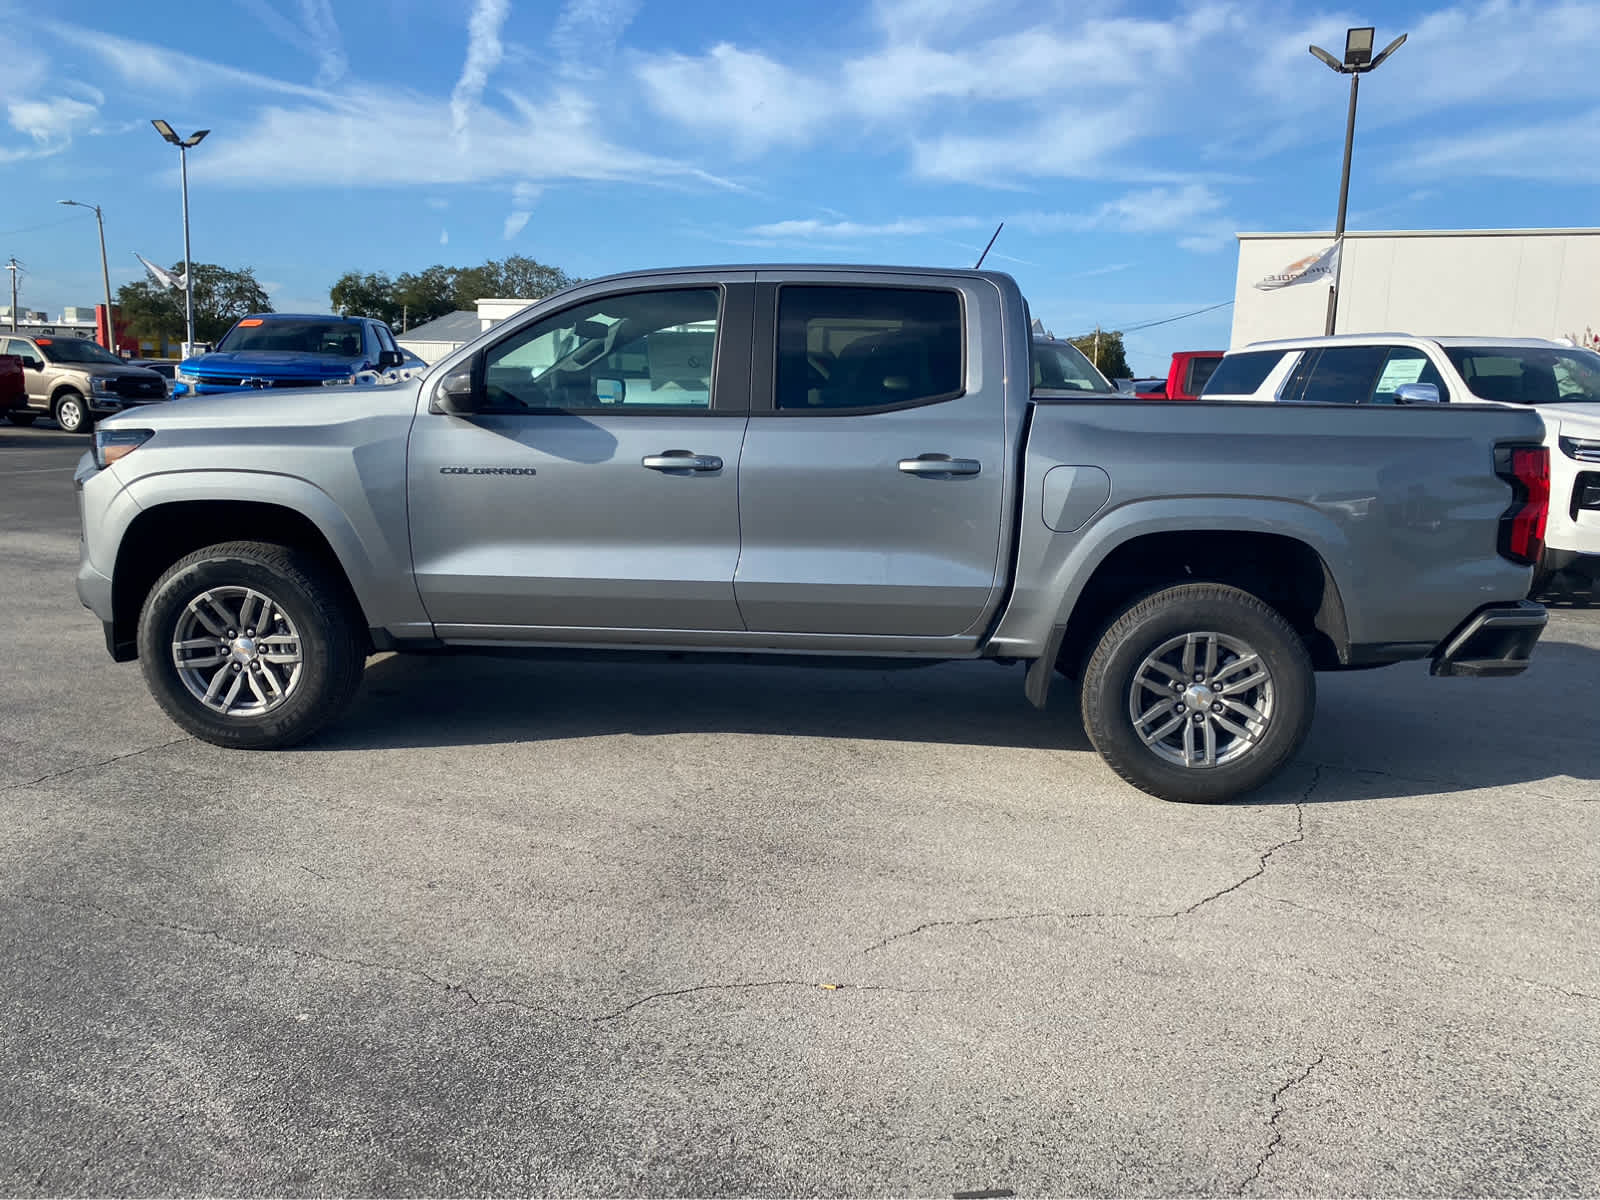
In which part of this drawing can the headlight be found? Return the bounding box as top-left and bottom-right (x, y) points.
(322, 374), (357, 387)
(174, 372), (198, 386)
(93, 428), (154, 469)
(90, 377), (117, 394)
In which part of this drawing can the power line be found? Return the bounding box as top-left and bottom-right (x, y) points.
(1056, 299), (1235, 342)
(0, 215), (81, 237)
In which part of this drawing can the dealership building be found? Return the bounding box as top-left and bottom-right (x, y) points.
(1230, 228), (1600, 349)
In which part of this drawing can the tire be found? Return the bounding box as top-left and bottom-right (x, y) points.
(53, 390), (92, 434)
(1080, 583), (1315, 804)
(136, 541), (367, 749)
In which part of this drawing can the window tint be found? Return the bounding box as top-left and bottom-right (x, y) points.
(1446, 346), (1600, 405)
(1031, 339), (1113, 393)
(482, 288), (719, 411)
(1369, 347), (1449, 404)
(1200, 350), (1285, 397)
(374, 323), (397, 354)
(1296, 346), (1388, 404)
(776, 286), (962, 411)
(1184, 355), (1220, 394)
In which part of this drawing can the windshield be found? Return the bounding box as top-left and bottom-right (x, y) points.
(40, 339), (124, 365)
(217, 318), (367, 356)
(1031, 339), (1115, 393)
(1444, 345), (1600, 405)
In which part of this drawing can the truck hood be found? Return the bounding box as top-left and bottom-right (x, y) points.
(179, 350), (363, 380)
(100, 378), (424, 431)
(60, 361), (165, 379)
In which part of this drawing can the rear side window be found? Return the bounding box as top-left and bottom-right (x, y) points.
(1184, 356), (1220, 394)
(1296, 346), (1389, 404)
(1370, 347), (1450, 404)
(776, 286), (962, 411)
(1201, 351), (1284, 397)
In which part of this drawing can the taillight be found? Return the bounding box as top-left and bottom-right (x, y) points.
(1494, 444), (1549, 566)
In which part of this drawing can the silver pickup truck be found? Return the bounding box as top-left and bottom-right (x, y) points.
(75, 265), (1552, 803)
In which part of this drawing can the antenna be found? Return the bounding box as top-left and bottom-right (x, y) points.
(973, 222), (1004, 269)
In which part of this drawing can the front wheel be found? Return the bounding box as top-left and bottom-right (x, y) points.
(53, 390), (92, 434)
(136, 541), (367, 749)
(1080, 583), (1315, 804)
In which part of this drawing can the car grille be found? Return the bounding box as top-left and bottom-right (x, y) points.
(110, 375), (167, 399)
(197, 376), (319, 389)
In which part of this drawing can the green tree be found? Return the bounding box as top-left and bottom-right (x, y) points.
(329, 271), (400, 326)
(1069, 329), (1131, 380)
(329, 256), (579, 331)
(117, 263), (273, 345)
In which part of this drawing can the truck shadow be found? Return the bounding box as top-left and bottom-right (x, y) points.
(310, 626), (1600, 806)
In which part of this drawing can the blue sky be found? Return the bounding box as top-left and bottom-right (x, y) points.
(2, 0), (1596, 373)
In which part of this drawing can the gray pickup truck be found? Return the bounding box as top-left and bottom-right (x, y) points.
(75, 265), (1552, 803)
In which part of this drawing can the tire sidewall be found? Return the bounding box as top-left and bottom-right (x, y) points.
(54, 391), (89, 433)
(137, 550), (349, 748)
(1083, 586), (1315, 803)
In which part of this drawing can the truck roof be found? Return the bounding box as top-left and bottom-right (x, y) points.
(1243, 333), (1578, 351)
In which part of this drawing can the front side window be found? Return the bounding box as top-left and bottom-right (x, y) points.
(1445, 345), (1600, 405)
(1031, 339), (1114, 393)
(776, 286), (962, 411)
(217, 318), (367, 356)
(1296, 346), (1388, 404)
(482, 288), (720, 411)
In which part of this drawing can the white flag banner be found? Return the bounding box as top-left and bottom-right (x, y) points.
(135, 252), (187, 292)
(1254, 242), (1340, 291)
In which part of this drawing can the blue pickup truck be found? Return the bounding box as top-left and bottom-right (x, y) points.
(174, 313), (421, 396)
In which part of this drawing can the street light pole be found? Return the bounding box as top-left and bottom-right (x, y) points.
(59, 200), (115, 351)
(1309, 27), (1406, 336)
(151, 120), (210, 354)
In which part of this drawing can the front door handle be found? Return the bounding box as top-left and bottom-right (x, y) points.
(642, 450), (724, 473)
(898, 453), (981, 478)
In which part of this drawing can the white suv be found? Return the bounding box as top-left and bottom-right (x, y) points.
(1204, 334), (1600, 596)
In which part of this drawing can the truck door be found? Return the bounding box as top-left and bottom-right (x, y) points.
(406, 276), (754, 636)
(733, 275), (1008, 639)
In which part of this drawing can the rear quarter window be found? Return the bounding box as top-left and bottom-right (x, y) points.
(1201, 351), (1286, 397)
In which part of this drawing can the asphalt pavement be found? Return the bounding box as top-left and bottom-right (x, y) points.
(2, 424), (1596, 1196)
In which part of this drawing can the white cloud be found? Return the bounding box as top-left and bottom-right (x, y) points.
(425, 197), (449, 210)
(552, 0), (641, 77)
(1014, 185), (1228, 235)
(748, 216), (985, 238)
(450, 0), (512, 141)
(298, 0), (348, 87)
(503, 211), (533, 239)
(1403, 108), (1600, 183)
(42, 20), (331, 101)
(636, 44), (833, 153)
(440, 228), (449, 245)
(8, 95), (99, 149)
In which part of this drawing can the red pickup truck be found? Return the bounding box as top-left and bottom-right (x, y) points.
(0, 352), (25, 420)
(1128, 350), (1224, 401)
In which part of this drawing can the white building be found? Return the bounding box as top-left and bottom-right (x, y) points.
(1231, 228), (1600, 349)
(396, 297), (539, 363)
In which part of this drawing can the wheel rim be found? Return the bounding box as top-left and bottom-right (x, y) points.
(57, 398), (83, 431)
(171, 586), (304, 718)
(1127, 631), (1275, 769)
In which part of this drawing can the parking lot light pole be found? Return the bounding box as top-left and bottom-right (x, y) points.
(1309, 27), (1407, 335)
(58, 200), (115, 351)
(151, 120), (209, 354)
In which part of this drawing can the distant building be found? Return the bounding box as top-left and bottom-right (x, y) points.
(395, 297), (540, 363)
(1232, 228), (1600, 347)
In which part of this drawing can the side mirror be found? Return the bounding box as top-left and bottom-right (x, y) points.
(432, 367), (478, 414)
(24, 357), (43, 371)
(593, 376), (626, 405)
(1395, 382), (1441, 405)
(377, 349), (404, 369)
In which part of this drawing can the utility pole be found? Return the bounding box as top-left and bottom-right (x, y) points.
(6, 258), (19, 331)
(1093, 324), (1101, 368)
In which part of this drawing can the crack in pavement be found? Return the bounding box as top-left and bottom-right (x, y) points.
(1237, 1054), (1325, 1195)
(863, 769), (1322, 954)
(10, 892), (930, 1023)
(5, 736), (194, 793)
(1257, 893), (1600, 1005)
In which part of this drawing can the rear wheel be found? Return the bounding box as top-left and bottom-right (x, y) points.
(1080, 583), (1315, 803)
(6, 412), (37, 426)
(136, 541), (367, 749)
(53, 390), (91, 434)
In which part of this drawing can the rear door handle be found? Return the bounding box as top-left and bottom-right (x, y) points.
(898, 454), (981, 478)
(642, 450), (724, 473)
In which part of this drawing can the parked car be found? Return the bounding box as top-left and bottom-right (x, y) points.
(77, 265), (1550, 804)
(1125, 351), (1224, 400)
(0, 334), (168, 432)
(173, 313), (420, 397)
(1203, 334), (1600, 596)
(1032, 337), (1116, 393)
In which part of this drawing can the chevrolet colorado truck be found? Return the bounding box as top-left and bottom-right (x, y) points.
(3, 333), (167, 432)
(75, 266), (1552, 803)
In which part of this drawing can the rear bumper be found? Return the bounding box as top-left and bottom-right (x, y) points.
(1430, 600), (1547, 677)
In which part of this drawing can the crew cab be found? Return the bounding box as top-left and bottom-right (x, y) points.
(1, 334), (167, 432)
(174, 313), (418, 396)
(76, 266), (1551, 803)
(1203, 334), (1600, 596)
